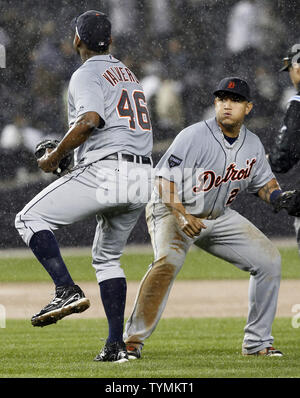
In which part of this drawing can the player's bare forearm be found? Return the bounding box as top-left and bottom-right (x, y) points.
(157, 177), (187, 215)
(38, 112), (101, 172)
(55, 112), (101, 159)
(257, 178), (281, 204)
(156, 177), (206, 238)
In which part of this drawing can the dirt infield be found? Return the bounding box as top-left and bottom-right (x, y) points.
(1, 280), (299, 319)
(1, 240), (299, 320)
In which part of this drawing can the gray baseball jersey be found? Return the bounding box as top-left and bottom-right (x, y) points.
(124, 116), (281, 354)
(68, 54), (153, 165)
(154, 117), (274, 219)
(16, 54), (154, 284)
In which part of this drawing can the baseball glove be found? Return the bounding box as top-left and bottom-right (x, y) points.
(34, 139), (73, 177)
(272, 190), (300, 217)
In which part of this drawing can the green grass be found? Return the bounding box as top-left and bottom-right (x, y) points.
(0, 318), (299, 378)
(1, 248), (299, 380)
(0, 247), (299, 282)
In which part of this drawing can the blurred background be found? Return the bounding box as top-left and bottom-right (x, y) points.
(0, 0), (299, 248)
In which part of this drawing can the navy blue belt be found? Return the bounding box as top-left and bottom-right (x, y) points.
(102, 153), (152, 164)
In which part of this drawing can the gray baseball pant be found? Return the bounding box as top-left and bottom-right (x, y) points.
(294, 217), (300, 256)
(124, 201), (281, 354)
(15, 160), (153, 283)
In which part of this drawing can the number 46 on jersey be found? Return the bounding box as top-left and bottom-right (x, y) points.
(117, 89), (151, 131)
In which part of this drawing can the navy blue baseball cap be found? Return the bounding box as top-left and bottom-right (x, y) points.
(71, 10), (111, 52)
(213, 77), (251, 101)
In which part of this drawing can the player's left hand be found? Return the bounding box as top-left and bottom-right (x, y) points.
(37, 148), (61, 173)
(272, 190), (300, 217)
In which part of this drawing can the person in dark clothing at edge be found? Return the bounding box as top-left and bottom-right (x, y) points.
(269, 44), (300, 254)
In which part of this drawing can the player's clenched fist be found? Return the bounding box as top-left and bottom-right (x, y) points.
(37, 148), (60, 173)
(35, 139), (74, 176)
(173, 210), (206, 238)
(156, 177), (207, 238)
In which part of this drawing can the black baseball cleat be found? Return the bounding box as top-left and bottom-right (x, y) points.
(94, 341), (129, 363)
(31, 284), (90, 327)
(126, 342), (143, 359)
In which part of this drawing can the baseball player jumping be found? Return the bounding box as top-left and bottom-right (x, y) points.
(15, 10), (153, 363)
(124, 77), (293, 359)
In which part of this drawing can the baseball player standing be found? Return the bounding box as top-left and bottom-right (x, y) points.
(15, 10), (153, 363)
(124, 77), (288, 359)
(269, 45), (300, 254)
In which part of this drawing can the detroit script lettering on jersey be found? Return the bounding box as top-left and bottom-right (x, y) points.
(193, 158), (257, 193)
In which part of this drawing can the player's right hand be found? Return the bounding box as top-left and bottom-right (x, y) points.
(37, 148), (61, 173)
(174, 211), (207, 238)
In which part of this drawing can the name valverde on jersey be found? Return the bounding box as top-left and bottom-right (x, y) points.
(102, 66), (140, 86)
